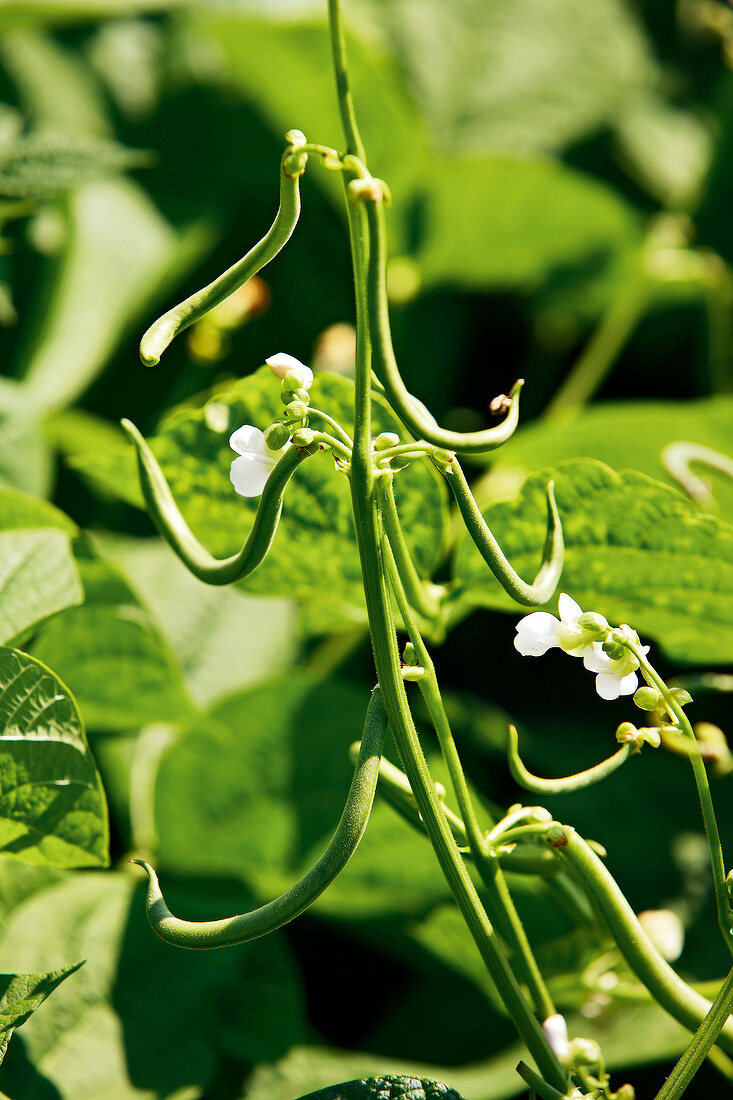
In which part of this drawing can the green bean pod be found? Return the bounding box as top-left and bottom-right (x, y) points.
(122, 418), (308, 585)
(364, 197), (522, 454)
(140, 150), (306, 366)
(446, 463), (564, 606)
(508, 725), (632, 795)
(132, 688), (388, 948)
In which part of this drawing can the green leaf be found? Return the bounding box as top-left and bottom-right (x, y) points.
(0, 963), (82, 1064)
(30, 554), (193, 732)
(0, 869), (304, 1098)
(413, 156), (641, 296)
(16, 177), (214, 413)
(296, 1077), (468, 1100)
(351, 0), (656, 156)
(0, 529), (82, 645)
(476, 396), (733, 526)
(454, 458), (733, 664)
(0, 130), (146, 199)
(73, 370), (448, 622)
(0, 487), (76, 535)
(97, 535), (299, 709)
(0, 647), (108, 867)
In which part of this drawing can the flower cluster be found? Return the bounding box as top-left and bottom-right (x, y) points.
(515, 594), (649, 700)
(229, 353), (313, 498)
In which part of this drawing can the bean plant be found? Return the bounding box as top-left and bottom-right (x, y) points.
(1, 2), (733, 1099)
(107, 3), (733, 1098)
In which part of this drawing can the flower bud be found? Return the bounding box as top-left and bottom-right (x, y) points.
(567, 1037), (601, 1068)
(374, 432), (400, 451)
(347, 177), (391, 204)
(602, 640), (627, 660)
(616, 721), (639, 744)
(634, 686), (662, 711)
(264, 423), (291, 451)
(613, 1085), (635, 1100)
(284, 129), (307, 149)
(285, 400), (308, 420)
(282, 370), (308, 394)
(576, 612), (609, 638)
(402, 642), (419, 666)
(291, 427), (315, 447)
(546, 823), (568, 847)
(266, 352), (313, 389)
(541, 1014), (568, 1061)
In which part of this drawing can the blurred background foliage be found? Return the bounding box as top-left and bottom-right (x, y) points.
(0, 0), (733, 1097)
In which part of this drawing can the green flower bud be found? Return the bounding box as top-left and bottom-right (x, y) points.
(264, 423), (291, 451)
(602, 640), (627, 661)
(402, 642), (419, 666)
(546, 823), (568, 848)
(285, 400), (308, 420)
(291, 427), (315, 447)
(282, 370), (306, 393)
(284, 129), (307, 149)
(616, 721), (639, 745)
(634, 686), (662, 711)
(374, 432), (400, 451)
(577, 611), (609, 637)
(567, 1037), (601, 1067)
(613, 1085), (635, 1100)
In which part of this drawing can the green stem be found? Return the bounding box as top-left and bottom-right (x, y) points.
(327, 0), (365, 160)
(308, 407), (354, 447)
(655, 965), (733, 1100)
(381, 524), (555, 1018)
(379, 473), (439, 620)
(558, 827), (733, 1054)
(507, 724), (633, 795)
(630, 643), (733, 955)
(444, 459), (564, 606)
(545, 268), (652, 417)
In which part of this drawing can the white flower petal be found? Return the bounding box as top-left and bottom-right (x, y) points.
(229, 424), (268, 457)
(558, 593), (583, 625)
(617, 671), (639, 696)
(595, 672), (623, 700)
(265, 352), (314, 388)
(230, 453), (275, 497)
(514, 612), (561, 656)
(583, 645), (612, 673)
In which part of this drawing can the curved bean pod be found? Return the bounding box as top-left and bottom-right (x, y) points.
(122, 418), (308, 585)
(132, 688), (388, 948)
(507, 725), (632, 795)
(140, 151), (306, 366)
(446, 462), (564, 606)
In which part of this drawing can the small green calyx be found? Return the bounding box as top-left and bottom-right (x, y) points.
(291, 427), (315, 448)
(283, 371), (309, 395)
(566, 1036), (602, 1069)
(374, 431), (400, 451)
(264, 422), (291, 450)
(282, 129), (308, 178)
(634, 685), (662, 711)
(402, 642), (419, 666)
(602, 639), (627, 661)
(546, 823), (568, 847)
(285, 399), (308, 420)
(576, 611), (609, 638)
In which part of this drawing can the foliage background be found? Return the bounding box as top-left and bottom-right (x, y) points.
(0, 0), (732, 1097)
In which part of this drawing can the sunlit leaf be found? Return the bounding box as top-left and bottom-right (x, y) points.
(0, 963), (82, 1064)
(0, 529), (82, 645)
(454, 458), (733, 664)
(0, 647), (108, 867)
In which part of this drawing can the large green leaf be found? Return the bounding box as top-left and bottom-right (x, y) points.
(476, 396), (733, 524)
(296, 1077), (467, 1100)
(0, 131), (145, 199)
(0, 529), (82, 645)
(98, 536), (299, 709)
(0, 869), (304, 1098)
(0, 647), (108, 867)
(351, 0), (656, 156)
(413, 156), (641, 295)
(30, 554), (193, 732)
(454, 458), (733, 665)
(0, 964), (81, 1064)
(0, 487), (76, 535)
(73, 369), (448, 622)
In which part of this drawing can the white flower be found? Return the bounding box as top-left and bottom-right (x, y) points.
(514, 594), (604, 658)
(583, 635), (648, 701)
(265, 352), (313, 389)
(229, 424), (289, 498)
(542, 1014), (569, 1061)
